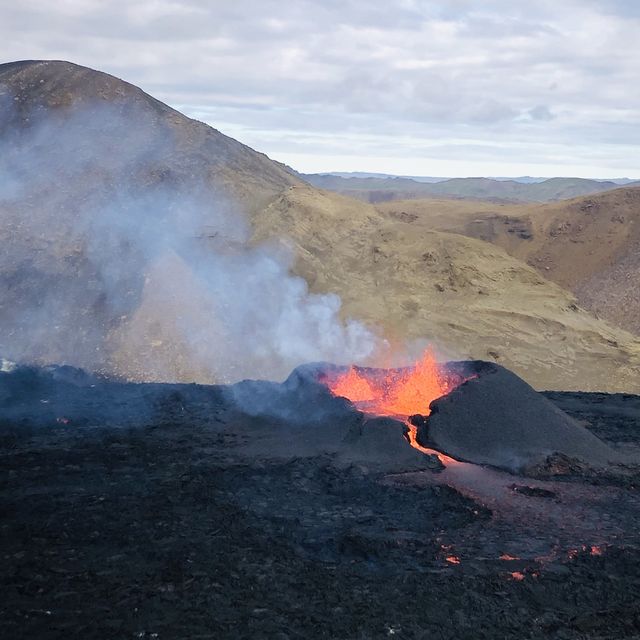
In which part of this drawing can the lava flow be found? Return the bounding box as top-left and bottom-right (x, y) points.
(325, 350), (465, 461)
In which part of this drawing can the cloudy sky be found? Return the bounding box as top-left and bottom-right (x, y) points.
(1, 0), (639, 177)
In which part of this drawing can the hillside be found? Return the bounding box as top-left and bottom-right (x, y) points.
(377, 189), (640, 335)
(1, 60), (639, 391)
(303, 173), (636, 204)
(253, 186), (640, 391)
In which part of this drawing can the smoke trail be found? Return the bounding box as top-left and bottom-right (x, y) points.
(0, 96), (379, 382)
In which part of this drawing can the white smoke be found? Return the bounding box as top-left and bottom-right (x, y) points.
(0, 96), (380, 383)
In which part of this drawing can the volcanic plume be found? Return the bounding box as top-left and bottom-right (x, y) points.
(0, 60), (379, 384)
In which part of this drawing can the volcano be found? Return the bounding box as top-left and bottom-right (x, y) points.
(316, 355), (620, 473)
(2, 60), (640, 639)
(418, 361), (619, 471)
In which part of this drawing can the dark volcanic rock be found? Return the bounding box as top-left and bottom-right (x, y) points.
(419, 361), (618, 472)
(0, 362), (438, 473)
(226, 363), (442, 472)
(510, 484), (558, 499)
(340, 416), (443, 471)
(2, 361), (640, 639)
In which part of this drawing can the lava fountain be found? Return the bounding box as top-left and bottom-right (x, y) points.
(324, 349), (468, 460)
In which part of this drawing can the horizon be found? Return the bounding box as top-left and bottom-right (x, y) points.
(295, 171), (639, 182)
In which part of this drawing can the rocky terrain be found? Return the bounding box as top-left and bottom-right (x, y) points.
(1, 364), (640, 639)
(377, 188), (640, 336)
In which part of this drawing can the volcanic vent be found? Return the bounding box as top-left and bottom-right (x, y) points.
(324, 350), (463, 419)
(321, 350), (468, 458)
(322, 354), (620, 474)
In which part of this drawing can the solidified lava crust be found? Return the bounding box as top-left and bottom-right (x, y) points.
(2, 365), (640, 639)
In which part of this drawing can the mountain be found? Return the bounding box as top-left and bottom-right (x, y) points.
(0, 60), (301, 211)
(0, 60), (303, 381)
(318, 173), (636, 185)
(303, 173), (638, 204)
(376, 188), (640, 336)
(1, 60), (639, 392)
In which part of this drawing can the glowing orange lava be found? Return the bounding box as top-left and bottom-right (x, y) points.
(330, 366), (376, 403)
(324, 349), (467, 464)
(568, 544), (605, 559)
(326, 349), (458, 419)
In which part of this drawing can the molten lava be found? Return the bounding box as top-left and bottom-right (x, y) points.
(324, 349), (467, 465)
(330, 366), (376, 403)
(326, 349), (459, 418)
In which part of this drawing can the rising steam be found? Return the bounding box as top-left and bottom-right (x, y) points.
(0, 97), (380, 382)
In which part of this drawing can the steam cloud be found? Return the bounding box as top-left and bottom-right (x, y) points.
(0, 96), (380, 383)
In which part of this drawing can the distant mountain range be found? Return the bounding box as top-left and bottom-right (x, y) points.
(317, 172), (638, 185)
(303, 173), (640, 203)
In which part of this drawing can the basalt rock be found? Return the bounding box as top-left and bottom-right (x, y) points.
(339, 416), (443, 472)
(418, 361), (618, 473)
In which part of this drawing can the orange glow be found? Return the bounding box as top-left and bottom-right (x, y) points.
(405, 423), (432, 455)
(500, 554), (520, 561)
(445, 555), (461, 565)
(509, 571), (526, 581)
(330, 366), (375, 402)
(383, 350), (447, 416)
(326, 349), (460, 419)
(324, 349), (468, 464)
(568, 544), (605, 560)
(404, 422), (460, 465)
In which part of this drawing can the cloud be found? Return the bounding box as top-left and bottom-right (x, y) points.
(528, 105), (555, 121)
(0, 0), (639, 176)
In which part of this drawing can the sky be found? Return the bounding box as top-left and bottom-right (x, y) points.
(1, 0), (639, 178)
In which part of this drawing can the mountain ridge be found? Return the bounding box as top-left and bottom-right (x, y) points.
(303, 172), (639, 204)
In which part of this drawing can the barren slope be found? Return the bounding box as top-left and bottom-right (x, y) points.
(0, 60), (301, 213)
(377, 189), (640, 335)
(0, 60), (302, 379)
